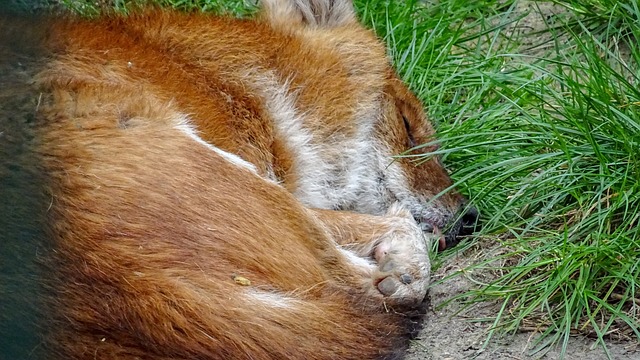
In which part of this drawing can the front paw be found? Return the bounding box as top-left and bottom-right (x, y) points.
(373, 205), (431, 307)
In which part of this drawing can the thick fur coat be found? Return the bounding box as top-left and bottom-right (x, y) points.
(0, 1), (477, 359)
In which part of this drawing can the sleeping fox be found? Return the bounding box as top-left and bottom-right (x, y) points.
(0, 0), (478, 359)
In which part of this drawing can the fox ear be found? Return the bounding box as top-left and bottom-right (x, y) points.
(260, 0), (356, 28)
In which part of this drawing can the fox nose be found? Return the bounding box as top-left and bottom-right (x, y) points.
(459, 206), (480, 236)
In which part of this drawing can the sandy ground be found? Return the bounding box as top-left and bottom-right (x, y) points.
(407, 2), (639, 359)
(406, 240), (639, 359)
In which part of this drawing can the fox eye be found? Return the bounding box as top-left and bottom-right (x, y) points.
(402, 114), (417, 148)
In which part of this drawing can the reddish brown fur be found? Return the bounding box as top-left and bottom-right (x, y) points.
(380, 77), (464, 211)
(42, 10), (387, 182)
(0, 1), (472, 359)
(39, 105), (413, 358)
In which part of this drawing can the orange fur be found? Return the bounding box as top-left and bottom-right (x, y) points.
(1, 1), (477, 359)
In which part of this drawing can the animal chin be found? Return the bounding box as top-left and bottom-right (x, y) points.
(409, 206), (447, 232)
(411, 210), (463, 251)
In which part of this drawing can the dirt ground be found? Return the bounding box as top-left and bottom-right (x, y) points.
(406, 239), (639, 359)
(407, 2), (639, 359)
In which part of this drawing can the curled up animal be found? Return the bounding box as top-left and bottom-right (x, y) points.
(0, 1), (479, 359)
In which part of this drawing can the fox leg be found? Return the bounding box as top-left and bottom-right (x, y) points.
(311, 206), (432, 307)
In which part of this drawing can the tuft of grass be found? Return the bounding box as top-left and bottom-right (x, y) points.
(550, 0), (640, 41)
(44, 0), (640, 357)
(57, 0), (257, 16)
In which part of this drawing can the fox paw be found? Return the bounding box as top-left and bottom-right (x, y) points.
(372, 205), (431, 307)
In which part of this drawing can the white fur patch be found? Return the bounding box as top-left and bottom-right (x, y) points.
(244, 289), (298, 309)
(244, 70), (385, 211)
(339, 247), (375, 273)
(253, 75), (330, 208)
(173, 117), (259, 174)
(384, 159), (448, 229)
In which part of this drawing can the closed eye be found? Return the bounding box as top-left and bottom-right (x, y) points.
(402, 115), (417, 148)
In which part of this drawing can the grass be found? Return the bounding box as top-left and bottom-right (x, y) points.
(55, 0), (257, 16)
(374, 0), (640, 357)
(40, 0), (640, 357)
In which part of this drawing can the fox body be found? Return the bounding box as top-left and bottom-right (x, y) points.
(0, 1), (477, 359)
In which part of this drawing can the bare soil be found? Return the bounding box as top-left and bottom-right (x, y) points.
(407, 239), (639, 359)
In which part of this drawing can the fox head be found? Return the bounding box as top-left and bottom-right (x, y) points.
(259, 0), (479, 248)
